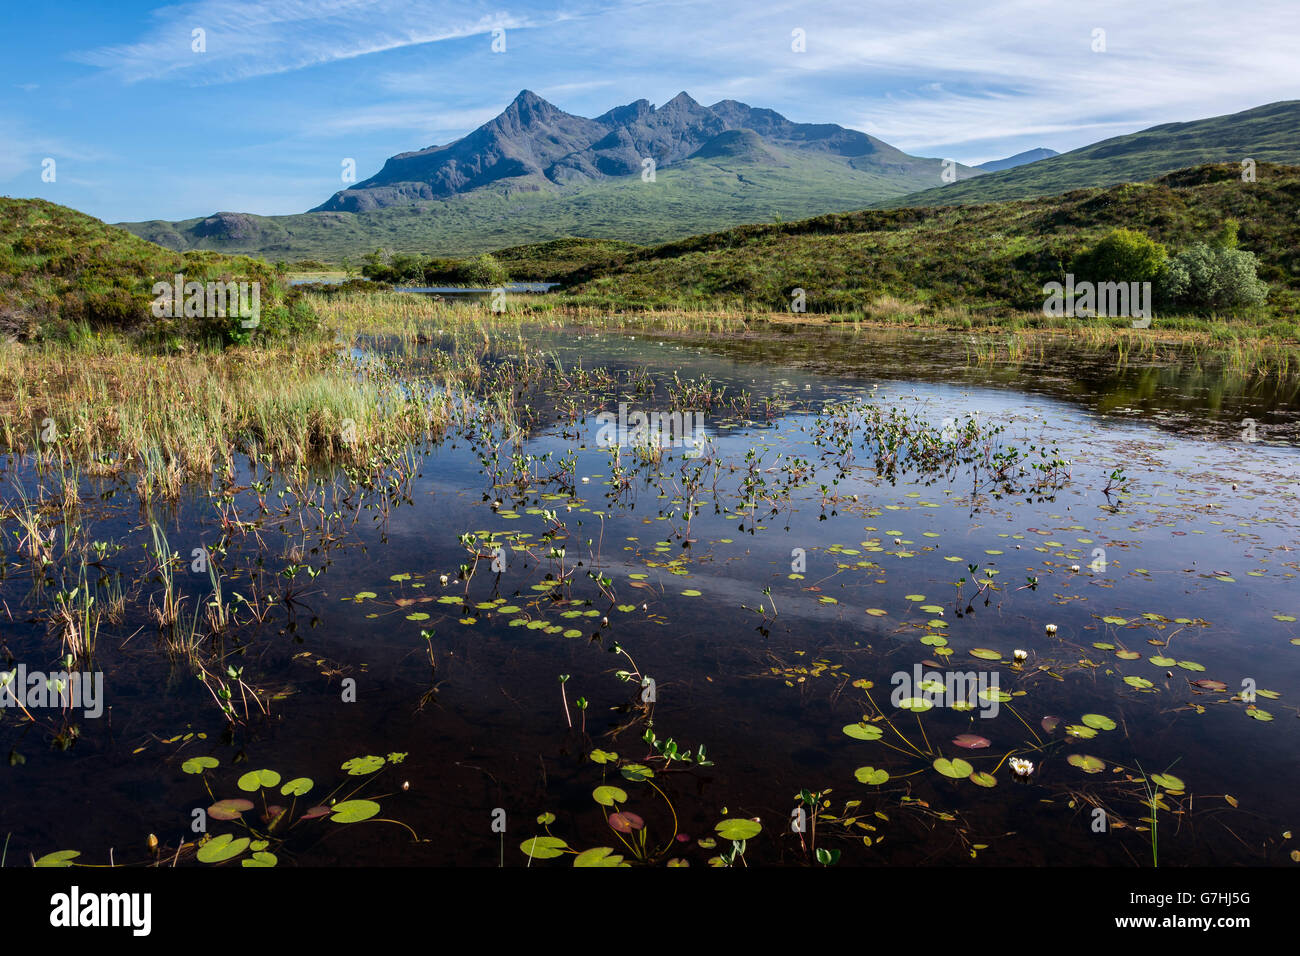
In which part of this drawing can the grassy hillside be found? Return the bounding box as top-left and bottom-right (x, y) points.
(118, 146), (973, 262)
(0, 198), (310, 341)
(891, 100), (1300, 207)
(561, 163), (1300, 319)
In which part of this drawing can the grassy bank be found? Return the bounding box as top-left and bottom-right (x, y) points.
(559, 164), (1300, 318)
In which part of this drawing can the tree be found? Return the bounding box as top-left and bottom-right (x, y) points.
(1073, 228), (1168, 284)
(1161, 242), (1269, 312)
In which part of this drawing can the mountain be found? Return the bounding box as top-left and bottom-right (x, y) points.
(890, 100), (1300, 207)
(119, 90), (982, 259)
(977, 147), (1058, 171)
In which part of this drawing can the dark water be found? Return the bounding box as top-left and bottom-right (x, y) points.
(2, 325), (1297, 868)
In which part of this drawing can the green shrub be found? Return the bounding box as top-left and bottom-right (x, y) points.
(1161, 243), (1269, 312)
(1073, 228), (1168, 284)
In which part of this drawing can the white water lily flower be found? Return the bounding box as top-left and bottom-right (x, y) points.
(1009, 758), (1034, 779)
(439, 574), (449, 586)
(1045, 623), (1058, 636)
(1013, 649), (1028, 661)
(1070, 564), (1081, 573)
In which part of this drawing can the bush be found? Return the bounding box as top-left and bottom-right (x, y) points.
(1161, 243), (1269, 313)
(1073, 228), (1168, 284)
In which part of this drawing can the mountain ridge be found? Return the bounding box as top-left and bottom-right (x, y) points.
(310, 89), (968, 212)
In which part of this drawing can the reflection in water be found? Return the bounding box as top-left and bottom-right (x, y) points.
(2, 322), (1298, 867)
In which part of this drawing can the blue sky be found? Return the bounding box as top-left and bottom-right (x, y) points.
(3, 0), (1297, 223)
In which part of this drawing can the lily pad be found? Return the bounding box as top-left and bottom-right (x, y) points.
(969, 648), (1001, 660)
(573, 846), (628, 867)
(32, 850), (79, 867)
(208, 799), (255, 821)
(329, 799), (381, 823)
(842, 723), (883, 741)
(608, 812), (645, 833)
(1081, 714), (1116, 731)
(181, 756), (219, 775)
(236, 769), (281, 792)
(592, 785), (628, 806)
(952, 734), (991, 749)
(853, 766), (890, 785)
(1149, 773), (1185, 791)
(521, 836), (568, 860)
(280, 777), (314, 797)
(341, 755), (385, 775)
(969, 771), (998, 788)
(933, 757), (974, 779)
(196, 834), (250, 864)
(1067, 754), (1105, 773)
(715, 818), (762, 841)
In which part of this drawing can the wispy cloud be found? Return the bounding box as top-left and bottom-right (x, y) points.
(69, 0), (581, 84)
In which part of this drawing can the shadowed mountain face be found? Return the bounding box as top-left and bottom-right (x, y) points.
(312, 90), (954, 212)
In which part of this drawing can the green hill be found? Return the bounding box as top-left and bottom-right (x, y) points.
(889, 100), (1300, 208)
(560, 163), (1300, 317)
(119, 146), (974, 263)
(0, 198), (308, 341)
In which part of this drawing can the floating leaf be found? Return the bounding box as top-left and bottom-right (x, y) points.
(329, 799), (381, 823)
(1081, 714), (1116, 731)
(842, 723), (883, 741)
(608, 812), (645, 833)
(1041, 716), (1060, 733)
(1150, 773), (1185, 791)
(196, 834), (250, 864)
(969, 648), (1000, 660)
(33, 850), (79, 867)
(620, 763), (654, 782)
(280, 777), (313, 797)
(933, 758), (974, 779)
(969, 771), (998, 788)
(592, 786), (627, 806)
(715, 818), (762, 841)
(236, 769), (281, 792)
(953, 734), (991, 749)
(1067, 754), (1105, 774)
(208, 799), (254, 821)
(1246, 708), (1274, 721)
(521, 836), (568, 860)
(1191, 679), (1228, 691)
(854, 767), (890, 785)
(573, 847), (627, 867)
(181, 756), (219, 775)
(341, 755), (385, 775)
(1124, 676), (1154, 689)
(897, 697), (934, 712)
(241, 851), (278, 868)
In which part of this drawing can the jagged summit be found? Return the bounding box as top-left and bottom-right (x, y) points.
(311, 90), (940, 212)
